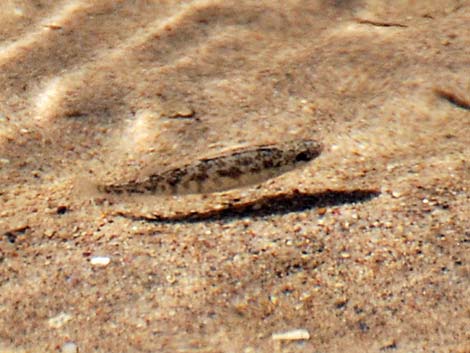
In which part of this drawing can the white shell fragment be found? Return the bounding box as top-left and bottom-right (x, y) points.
(48, 312), (72, 328)
(90, 256), (110, 267)
(271, 329), (310, 341)
(61, 341), (78, 353)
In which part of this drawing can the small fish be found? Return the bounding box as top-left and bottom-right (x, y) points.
(97, 139), (323, 195)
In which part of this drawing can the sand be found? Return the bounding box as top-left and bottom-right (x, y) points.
(0, 1), (469, 352)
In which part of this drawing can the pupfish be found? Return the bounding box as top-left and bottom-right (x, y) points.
(97, 139), (323, 195)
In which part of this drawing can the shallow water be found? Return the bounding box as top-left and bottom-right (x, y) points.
(0, 1), (468, 352)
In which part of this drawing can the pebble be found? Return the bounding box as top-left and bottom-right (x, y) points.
(90, 256), (110, 267)
(271, 329), (310, 341)
(169, 106), (194, 118)
(44, 24), (63, 30)
(61, 342), (78, 353)
(48, 312), (72, 328)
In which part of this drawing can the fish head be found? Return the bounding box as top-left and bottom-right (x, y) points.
(287, 139), (323, 166)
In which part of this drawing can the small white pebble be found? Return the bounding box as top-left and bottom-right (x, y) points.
(48, 312), (72, 328)
(13, 7), (24, 16)
(90, 256), (110, 267)
(269, 295), (279, 305)
(166, 274), (176, 284)
(272, 329), (310, 341)
(391, 191), (401, 198)
(61, 342), (78, 353)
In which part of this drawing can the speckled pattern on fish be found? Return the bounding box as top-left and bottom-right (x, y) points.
(97, 139), (323, 195)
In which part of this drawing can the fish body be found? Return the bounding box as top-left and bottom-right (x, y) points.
(98, 139), (323, 195)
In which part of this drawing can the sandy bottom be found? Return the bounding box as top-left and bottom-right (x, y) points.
(0, 1), (469, 352)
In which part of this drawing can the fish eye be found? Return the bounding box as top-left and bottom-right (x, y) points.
(295, 151), (310, 162)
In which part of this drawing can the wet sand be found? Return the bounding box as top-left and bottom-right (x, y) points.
(0, 1), (469, 352)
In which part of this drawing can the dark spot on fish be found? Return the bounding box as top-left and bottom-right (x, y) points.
(248, 164), (265, 174)
(168, 177), (179, 186)
(217, 166), (243, 178)
(145, 183), (156, 192)
(129, 184), (145, 194)
(165, 168), (187, 186)
(237, 156), (254, 166)
(270, 158), (283, 169)
(107, 186), (123, 195)
(295, 151), (311, 162)
(263, 159), (274, 168)
(245, 159), (264, 172)
(195, 160), (212, 174)
(210, 157), (227, 170)
(194, 171), (209, 182)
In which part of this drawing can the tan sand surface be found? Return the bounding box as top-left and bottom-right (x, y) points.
(0, 1), (469, 352)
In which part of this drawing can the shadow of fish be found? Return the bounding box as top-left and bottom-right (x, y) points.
(97, 139), (323, 195)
